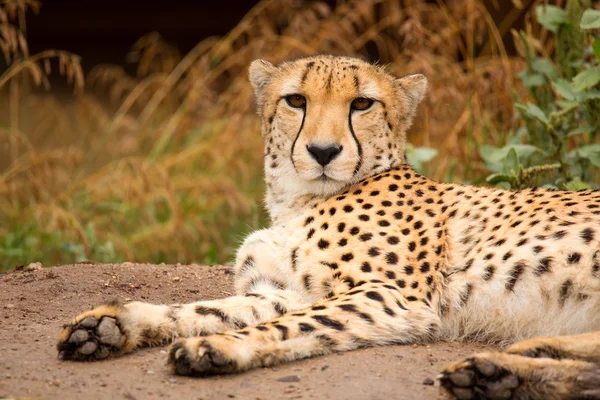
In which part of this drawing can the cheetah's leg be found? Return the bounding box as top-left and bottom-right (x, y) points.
(505, 331), (600, 362)
(439, 352), (600, 400)
(167, 283), (440, 375)
(58, 228), (304, 361)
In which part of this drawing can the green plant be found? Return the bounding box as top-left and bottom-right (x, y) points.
(481, 0), (600, 190)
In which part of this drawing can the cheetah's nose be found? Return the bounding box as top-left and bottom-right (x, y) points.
(307, 144), (343, 166)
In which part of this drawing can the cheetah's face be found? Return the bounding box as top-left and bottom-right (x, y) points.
(249, 55), (427, 198)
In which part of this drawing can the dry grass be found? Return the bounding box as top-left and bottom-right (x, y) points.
(0, 0), (565, 269)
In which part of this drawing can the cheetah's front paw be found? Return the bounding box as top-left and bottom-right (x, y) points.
(439, 353), (519, 400)
(168, 335), (250, 376)
(57, 302), (128, 361)
(439, 352), (600, 400)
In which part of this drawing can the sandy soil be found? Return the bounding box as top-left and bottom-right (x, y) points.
(0, 263), (494, 400)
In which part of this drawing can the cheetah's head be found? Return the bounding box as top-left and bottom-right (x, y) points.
(249, 55), (427, 199)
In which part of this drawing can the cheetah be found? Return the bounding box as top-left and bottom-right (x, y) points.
(57, 55), (600, 399)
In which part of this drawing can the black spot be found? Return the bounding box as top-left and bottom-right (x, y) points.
(502, 251), (513, 262)
(404, 265), (414, 275)
(358, 214), (370, 221)
(368, 247), (381, 257)
(337, 304), (357, 312)
(365, 291), (384, 302)
(341, 253), (354, 262)
(240, 256), (255, 273)
(343, 205), (354, 213)
(382, 201), (392, 207)
(483, 265), (495, 281)
(401, 228), (410, 235)
(195, 306), (227, 322)
(359, 233), (373, 241)
(378, 220), (390, 227)
(506, 262), (526, 291)
(255, 325), (269, 331)
(459, 283), (473, 305)
(370, 191), (380, 196)
(536, 257), (552, 275)
(417, 251), (427, 261)
(322, 261), (338, 270)
(273, 302), (287, 316)
(413, 221), (423, 229)
(338, 223), (346, 232)
(307, 228), (315, 239)
(383, 307), (395, 316)
(361, 262), (372, 272)
(419, 262), (430, 273)
(385, 270), (396, 279)
(312, 315), (345, 331)
(350, 227), (360, 235)
(388, 236), (399, 245)
(559, 279), (573, 306)
(553, 230), (567, 239)
(393, 212), (403, 220)
(388, 184), (398, 192)
(329, 208), (337, 216)
(299, 323), (315, 332)
(338, 238), (348, 247)
(274, 324), (289, 340)
(533, 245), (544, 254)
(567, 253), (581, 264)
(386, 252), (399, 265)
(303, 274), (312, 290)
(318, 239), (330, 250)
(581, 228), (594, 244)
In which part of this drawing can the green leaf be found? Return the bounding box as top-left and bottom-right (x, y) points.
(565, 178), (591, 191)
(593, 40), (600, 61)
(536, 5), (567, 32)
(575, 144), (600, 167)
(412, 147), (438, 163)
(568, 126), (595, 136)
(580, 90), (600, 100)
(503, 148), (520, 175)
(518, 71), (546, 87)
(515, 103), (549, 125)
(405, 144), (437, 173)
(572, 67), (600, 92)
(486, 173), (512, 185)
(531, 58), (557, 79)
(580, 9), (600, 30)
(552, 79), (576, 101)
(480, 144), (545, 164)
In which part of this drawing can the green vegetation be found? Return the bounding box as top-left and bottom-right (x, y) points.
(0, 0), (599, 271)
(482, 1), (600, 190)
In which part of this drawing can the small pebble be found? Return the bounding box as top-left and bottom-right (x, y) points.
(276, 375), (300, 383)
(422, 378), (435, 386)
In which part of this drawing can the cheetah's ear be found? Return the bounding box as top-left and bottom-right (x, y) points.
(249, 59), (277, 97)
(395, 74), (428, 110)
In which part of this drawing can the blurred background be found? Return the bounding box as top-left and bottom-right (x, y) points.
(1, 0), (599, 270)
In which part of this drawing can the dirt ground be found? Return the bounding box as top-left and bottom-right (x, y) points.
(0, 263), (495, 400)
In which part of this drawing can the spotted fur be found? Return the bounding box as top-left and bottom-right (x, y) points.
(58, 56), (600, 399)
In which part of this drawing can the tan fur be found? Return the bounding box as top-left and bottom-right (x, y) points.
(58, 56), (600, 399)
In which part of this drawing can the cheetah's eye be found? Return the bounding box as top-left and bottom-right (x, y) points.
(351, 97), (374, 111)
(285, 94), (306, 108)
